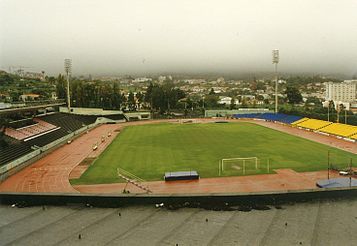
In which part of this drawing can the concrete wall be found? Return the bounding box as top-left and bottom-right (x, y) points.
(0, 149), (41, 181)
(125, 112), (151, 120)
(59, 107), (123, 115)
(0, 187), (356, 207)
(95, 117), (126, 124)
(205, 109), (272, 117)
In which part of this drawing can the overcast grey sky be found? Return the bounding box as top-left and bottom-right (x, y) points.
(1, 0), (357, 77)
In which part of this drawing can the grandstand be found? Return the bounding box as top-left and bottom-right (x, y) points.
(25, 128), (70, 147)
(39, 113), (97, 133)
(0, 112), (127, 168)
(318, 123), (357, 138)
(257, 113), (289, 122)
(280, 115), (305, 124)
(3, 113), (98, 143)
(291, 117), (309, 126)
(294, 118), (357, 139)
(232, 112), (357, 141)
(5, 119), (58, 141)
(232, 112), (305, 125)
(0, 136), (33, 165)
(8, 118), (36, 129)
(296, 119), (332, 131)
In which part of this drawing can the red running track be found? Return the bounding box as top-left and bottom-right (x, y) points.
(0, 124), (120, 193)
(0, 119), (355, 194)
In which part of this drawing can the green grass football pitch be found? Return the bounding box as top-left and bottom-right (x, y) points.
(72, 122), (356, 184)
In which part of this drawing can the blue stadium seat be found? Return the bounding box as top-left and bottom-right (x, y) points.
(233, 112), (303, 125)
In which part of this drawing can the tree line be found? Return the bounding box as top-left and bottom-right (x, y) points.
(56, 75), (187, 112)
(56, 75), (141, 111)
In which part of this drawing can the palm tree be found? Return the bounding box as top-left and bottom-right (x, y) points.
(327, 100), (334, 122)
(337, 103), (345, 123)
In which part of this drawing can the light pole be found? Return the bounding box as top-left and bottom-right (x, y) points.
(272, 49), (279, 114)
(327, 106), (330, 122)
(64, 59), (72, 113)
(327, 150), (330, 180)
(327, 102), (330, 122)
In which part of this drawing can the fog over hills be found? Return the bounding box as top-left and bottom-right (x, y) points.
(1, 0), (357, 77)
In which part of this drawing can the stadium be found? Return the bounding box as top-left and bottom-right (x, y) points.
(2, 1), (357, 244)
(1, 62), (357, 245)
(0, 105), (356, 195)
(0, 102), (357, 246)
(2, 126), (353, 235)
(2, 0), (357, 243)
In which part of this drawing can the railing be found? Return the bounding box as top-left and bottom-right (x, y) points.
(117, 167), (152, 193)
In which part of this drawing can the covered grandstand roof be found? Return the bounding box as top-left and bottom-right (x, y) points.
(1, 198), (356, 245)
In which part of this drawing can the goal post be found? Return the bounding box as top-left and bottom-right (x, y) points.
(219, 157), (258, 175)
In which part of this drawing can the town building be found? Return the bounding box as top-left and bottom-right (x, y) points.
(19, 93), (40, 101)
(325, 81), (356, 103)
(218, 96), (239, 105)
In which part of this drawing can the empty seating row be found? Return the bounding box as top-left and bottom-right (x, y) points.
(39, 113), (98, 132)
(26, 128), (69, 147)
(256, 113), (289, 122)
(51, 117), (83, 132)
(8, 118), (37, 129)
(0, 142), (33, 165)
(233, 113), (356, 140)
(4, 119), (57, 140)
(5, 128), (29, 140)
(1, 128), (71, 166)
(232, 113), (304, 125)
(291, 117), (309, 125)
(280, 115), (305, 124)
(75, 115), (98, 125)
(318, 123), (357, 138)
(1, 113), (103, 166)
(296, 119), (332, 131)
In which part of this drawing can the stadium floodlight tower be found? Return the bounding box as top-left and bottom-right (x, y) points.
(64, 58), (72, 113)
(272, 49), (279, 114)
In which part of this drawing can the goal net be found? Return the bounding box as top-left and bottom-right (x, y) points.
(219, 157), (259, 176)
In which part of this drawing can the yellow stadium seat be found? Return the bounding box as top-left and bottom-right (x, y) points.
(319, 123), (357, 138)
(291, 117), (309, 126)
(296, 119), (332, 130)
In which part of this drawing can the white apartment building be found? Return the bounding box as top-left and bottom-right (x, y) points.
(218, 96), (239, 105)
(325, 81), (356, 103)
